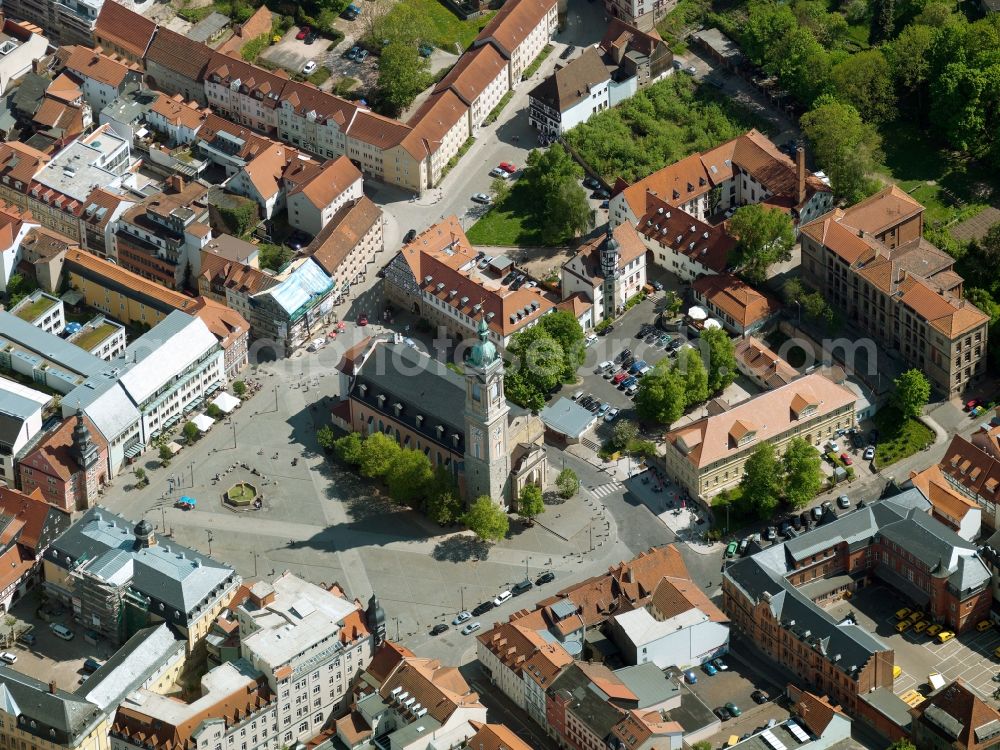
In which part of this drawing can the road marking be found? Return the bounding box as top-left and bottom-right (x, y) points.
(588, 483), (619, 499)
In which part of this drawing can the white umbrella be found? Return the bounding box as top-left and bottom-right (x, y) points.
(704, 318), (723, 330)
(192, 414), (215, 432)
(688, 306), (708, 321)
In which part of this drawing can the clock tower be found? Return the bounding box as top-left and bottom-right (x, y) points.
(463, 316), (511, 509)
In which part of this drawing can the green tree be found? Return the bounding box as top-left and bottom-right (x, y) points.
(539, 310), (586, 380)
(522, 145), (593, 245)
(738, 443), (782, 519)
(801, 96), (883, 204)
(233, 381), (247, 397)
(611, 420), (639, 452)
(886, 741), (916, 750)
(5, 273), (38, 306)
(316, 424), (336, 451)
(358, 432), (401, 478)
(555, 468), (579, 498)
(505, 326), (565, 409)
(218, 200), (259, 238)
(830, 49), (896, 123)
(893, 369), (930, 419)
(874, 0), (896, 41)
(728, 204), (795, 285)
(182, 421), (199, 442)
(676, 347), (709, 406)
(134, 467), (147, 485)
(635, 361), (686, 425)
(385, 448), (434, 507)
(426, 488), (462, 525)
(887, 24), (935, 112)
(334, 432), (364, 464)
(258, 243), (294, 271)
(462, 496), (509, 542)
(491, 176), (511, 205)
(518, 484), (545, 524)
(375, 42), (431, 116)
(782, 437), (823, 508)
(701, 327), (737, 394)
(159, 444), (173, 465)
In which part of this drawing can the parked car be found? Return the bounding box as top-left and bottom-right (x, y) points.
(355, 49), (369, 62)
(837, 495), (850, 509)
(535, 571), (556, 585)
(345, 45), (361, 59)
(937, 630), (955, 643)
(799, 511), (811, 528)
(926, 623), (943, 637)
(840, 452), (853, 466)
(0, 652), (16, 664)
(453, 611), (471, 625)
(498, 162), (517, 173)
(489, 167), (509, 179)
(559, 44), (576, 59)
(604, 407), (620, 422)
(725, 541), (738, 558)
(17, 633), (36, 646)
(592, 188), (610, 200)
(461, 622), (481, 635)
(493, 590), (513, 606)
(340, 3), (360, 18)
(304, 32), (316, 44)
(471, 192), (492, 204)
(598, 323), (614, 335)
(471, 601), (494, 616)
(725, 702), (742, 718)
(978, 619), (994, 632)
(430, 624), (448, 635)
(864, 446), (875, 461)
(764, 526), (777, 541)
(811, 506), (823, 522)
(652, 280), (664, 291)
(302, 60), (317, 74)
(612, 371), (629, 385)
(685, 65), (696, 75)
(583, 176), (600, 190)
(712, 658), (728, 671)
(792, 514), (802, 531)
(617, 348), (632, 361)
(621, 377), (637, 389)
(684, 670), (697, 684)
(512, 579), (533, 595)
(751, 690), (770, 704)
(597, 403), (610, 415)
(895, 607), (911, 619)
(714, 707), (731, 721)
(702, 662), (718, 676)
(296, 25), (310, 39)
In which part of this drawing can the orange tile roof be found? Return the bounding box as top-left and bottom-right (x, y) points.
(145, 27), (215, 84)
(0, 544), (34, 597)
(191, 297), (249, 351)
(692, 273), (780, 328)
(46, 73), (82, 103)
(911, 463), (980, 520)
(465, 723), (534, 750)
(650, 576), (728, 623)
(305, 197), (381, 277)
(197, 113), (276, 159)
(18, 414), (107, 483)
(433, 43), (508, 107)
(799, 210), (881, 265)
(65, 248), (199, 312)
(149, 93), (208, 131)
(898, 275), (988, 338)
(95, 0), (157, 58)
(287, 155), (361, 210)
(398, 216), (557, 338)
(475, 0), (557, 57)
(242, 143), (292, 200)
(404, 89), (469, 153)
(0, 141), (50, 185)
(665, 373), (856, 469)
(557, 292), (593, 318)
(636, 193), (735, 273)
(571, 222), (647, 281)
(58, 45), (135, 88)
(0, 487), (68, 551)
(377, 657), (483, 724)
(365, 641), (416, 684)
(734, 336), (797, 389)
(794, 690), (842, 737)
(839, 184), (923, 236)
(199, 252), (278, 296)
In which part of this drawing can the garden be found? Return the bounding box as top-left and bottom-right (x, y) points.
(871, 406), (935, 470)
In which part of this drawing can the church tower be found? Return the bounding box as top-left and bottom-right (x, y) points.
(463, 317), (511, 509)
(600, 225), (621, 320)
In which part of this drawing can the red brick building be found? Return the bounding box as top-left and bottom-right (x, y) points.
(18, 411), (109, 512)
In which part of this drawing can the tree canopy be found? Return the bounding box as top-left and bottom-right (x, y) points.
(519, 145), (593, 245)
(729, 204), (796, 285)
(700, 328), (737, 394)
(556, 468), (579, 499)
(504, 326), (565, 410)
(358, 432), (401, 478)
(462, 497), (510, 542)
(893, 369), (930, 419)
(782, 437), (824, 508)
(737, 443), (782, 519)
(518, 484), (545, 522)
(801, 96), (883, 203)
(635, 361), (687, 425)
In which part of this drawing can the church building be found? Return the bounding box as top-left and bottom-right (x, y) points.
(332, 326), (548, 509)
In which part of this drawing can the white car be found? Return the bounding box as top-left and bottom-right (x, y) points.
(493, 590), (512, 606)
(604, 407), (620, 423)
(452, 610), (471, 625)
(0, 652), (16, 664)
(827, 441), (840, 453)
(461, 621), (481, 635)
(685, 65), (697, 76)
(596, 360), (614, 373)
(489, 167), (509, 179)
(302, 60), (317, 75)
(585, 333), (598, 347)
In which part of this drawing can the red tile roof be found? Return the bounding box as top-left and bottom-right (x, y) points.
(0, 486), (69, 551)
(433, 44), (508, 107)
(305, 197), (381, 277)
(58, 45), (135, 88)
(94, 0), (157, 59)
(286, 155), (361, 210)
(475, 0), (557, 57)
(636, 193), (735, 273)
(692, 272), (780, 328)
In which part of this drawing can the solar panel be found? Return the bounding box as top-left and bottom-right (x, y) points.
(787, 721), (809, 743)
(761, 730), (787, 750)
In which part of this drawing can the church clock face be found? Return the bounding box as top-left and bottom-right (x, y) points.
(470, 426), (484, 458)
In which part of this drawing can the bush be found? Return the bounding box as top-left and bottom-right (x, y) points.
(556, 468), (579, 498)
(233, 381), (247, 397)
(206, 403), (223, 418)
(182, 421), (199, 442)
(241, 33), (271, 62)
(159, 445), (173, 466)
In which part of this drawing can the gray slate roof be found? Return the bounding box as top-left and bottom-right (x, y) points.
(614, 663), (678, 708)
(0, 668), (103, 744)
(0, 310), (106, 378)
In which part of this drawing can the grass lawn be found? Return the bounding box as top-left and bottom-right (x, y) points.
(398, 0), (495, 51)
(466, 181), (547, 246)
(227, 482), (257, 503)
(711, 486), (756, 534)
(872, 406), (935, 469)
(877, 119), (996, 229)
(72, 323), (118, 352)
(14, 296), (55, 321)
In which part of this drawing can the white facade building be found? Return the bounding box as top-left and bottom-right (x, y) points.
(0, 379), (49, 487)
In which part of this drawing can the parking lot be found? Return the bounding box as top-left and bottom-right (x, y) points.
(4, 592), (117, 690)
(826, 586), (1000, 703)
(683, 661), (790, 745)
(260, 27), (333, 74)
(326, 46), (379, 91)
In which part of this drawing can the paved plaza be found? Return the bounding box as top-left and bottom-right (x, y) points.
(95, 327), (677, 662)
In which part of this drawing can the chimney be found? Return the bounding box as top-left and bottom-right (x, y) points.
(48, 680), (57, 694)
(796, 147), (806, 205)
(166, 175), (185, 193)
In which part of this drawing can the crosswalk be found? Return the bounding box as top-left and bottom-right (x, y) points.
(588, 483), (620, 499)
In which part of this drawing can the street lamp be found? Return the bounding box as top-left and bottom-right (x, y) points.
(273, 385), (280, 412)
(226, 419), (236, 449)
(206, 530), (213, 556)
(188, 461), (194, 488)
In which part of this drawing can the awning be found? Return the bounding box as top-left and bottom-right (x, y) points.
(192, 414), (215, 432)
(124, 443), (143, 458)
(211, 392), (241, 413)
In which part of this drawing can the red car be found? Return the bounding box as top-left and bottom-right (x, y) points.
(840, 453), (853, 466)
(612, 371), (628, 385)
(357, 314), (368, 326)
(296, 25), (310, 40)
(966, 398), (980, 411)
(498, 162), (517, 173)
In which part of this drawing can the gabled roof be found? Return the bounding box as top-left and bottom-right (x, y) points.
(57, 46), (135, 88)
(305, 197), (381, 277)
(599, 18), (666, 59)
(200, 252), (278, 296)
(145, 27), (215, 84)
(403, 89), (469, 156)
(191, 297), (249, 351)
(148, 93), (207, 131)
(17, 414), (106, 484)
(474, 0), (557, 58)
(635, 192), (735, 273)
(839, 184), (923, 237)
(734, 336), (797, 389)
(433, 44), (508, 106)
(286, 155), (361, 210)
(94, 1), (157, 58)
(529, 46), (610, 112)
(0, 486), (70, 551)
(692, 272), (780, 328)
(913, 679), (1000, 748)
(464, 723), (534, 750)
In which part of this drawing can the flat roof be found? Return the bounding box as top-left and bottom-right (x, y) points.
(0, 310), (106, 378)
(35, 128), (127, 202)
(539, 397), (594, 438)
